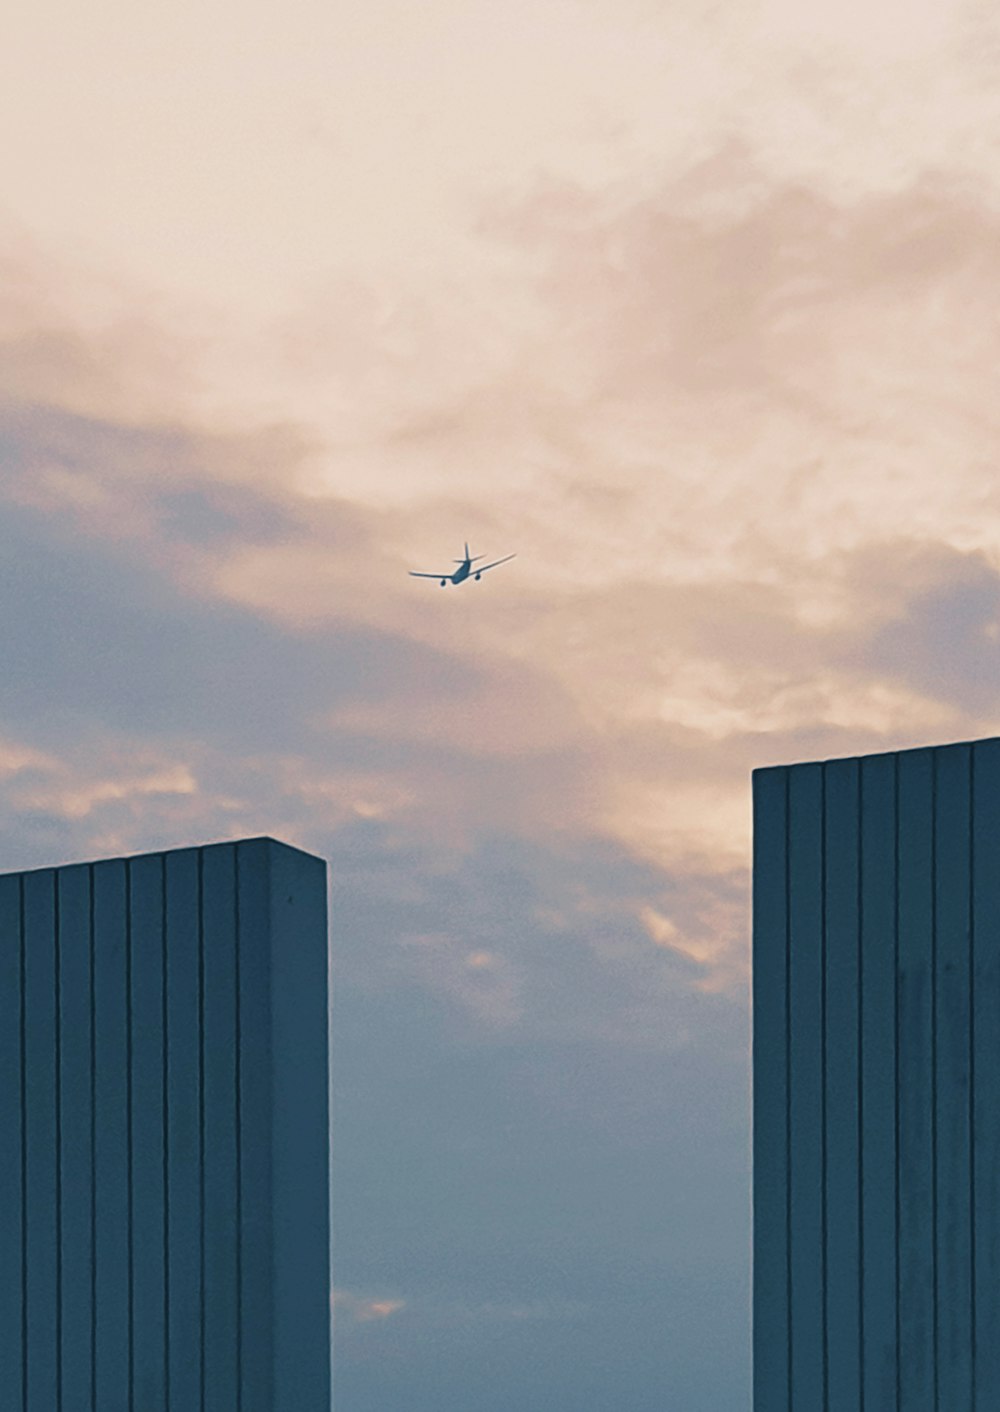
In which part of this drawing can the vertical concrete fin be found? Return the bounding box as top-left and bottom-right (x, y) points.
(266, 839), (331, 1412)
(752, 766), (791, 1411)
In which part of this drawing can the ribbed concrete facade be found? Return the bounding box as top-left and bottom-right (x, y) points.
(0, 836), (330, 1412)
(753, 739), (1000, 1410)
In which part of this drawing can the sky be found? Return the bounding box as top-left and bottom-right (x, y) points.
(4, 1), (1000, 1406)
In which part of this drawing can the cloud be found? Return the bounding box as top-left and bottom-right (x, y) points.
(333, 1289), (406, 1324)
(330, 820), (749, 1049)
(0, 271), (759, 1018)
(6, 154), (1000, 1000)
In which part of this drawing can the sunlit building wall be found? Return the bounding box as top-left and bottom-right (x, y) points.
(0, 836), (329, 1411)
(752, 738), (1000, 1409)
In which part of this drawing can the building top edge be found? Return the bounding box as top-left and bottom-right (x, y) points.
(752, 733), (1000, 777)
(0, 834), (326, 880)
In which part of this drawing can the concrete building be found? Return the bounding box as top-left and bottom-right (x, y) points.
(753, 738), (1000, 1409)
(0, 836), (330, 1412)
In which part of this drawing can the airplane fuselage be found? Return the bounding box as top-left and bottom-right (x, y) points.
(450, 560), (472, 584)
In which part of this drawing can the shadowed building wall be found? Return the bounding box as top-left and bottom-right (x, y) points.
(0, 836), (330, 1412)
(753, 739), (1000, 1410)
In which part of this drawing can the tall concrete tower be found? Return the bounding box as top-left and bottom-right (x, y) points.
(0, 836), (330, 1412)
(753, 739), (1000, 1409)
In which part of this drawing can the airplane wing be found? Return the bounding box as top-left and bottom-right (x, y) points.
(409, 570), (449, 578)
(475, 553), (516, 574)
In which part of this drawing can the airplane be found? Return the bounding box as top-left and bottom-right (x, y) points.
(409, 542), (516, 587)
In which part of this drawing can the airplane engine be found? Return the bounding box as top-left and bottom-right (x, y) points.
(475, 573), (481, 580)
(440, 579), (447, 587)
